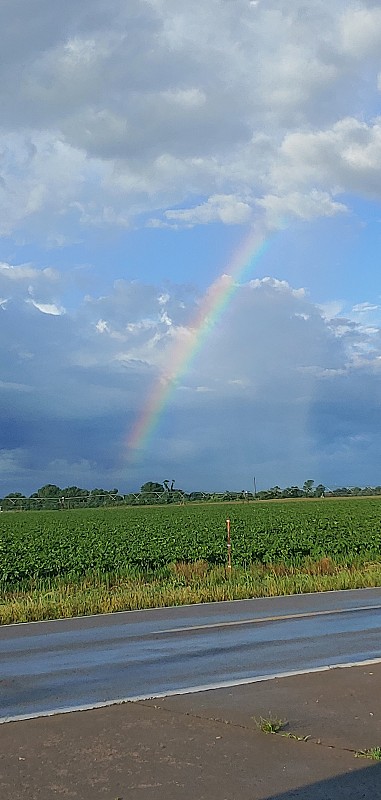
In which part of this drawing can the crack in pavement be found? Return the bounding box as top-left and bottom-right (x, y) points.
(136, 700), (363, 758)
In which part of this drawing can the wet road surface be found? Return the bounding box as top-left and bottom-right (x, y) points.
(1, 587), (381, 722)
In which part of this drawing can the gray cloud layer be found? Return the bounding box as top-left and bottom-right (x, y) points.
(1, 265), (380, 493)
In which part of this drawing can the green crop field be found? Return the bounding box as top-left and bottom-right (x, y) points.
(1, 497), (381, 623)
(1, 497), (381, 587)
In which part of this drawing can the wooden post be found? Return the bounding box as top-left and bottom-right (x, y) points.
(226, 518), (232, 571)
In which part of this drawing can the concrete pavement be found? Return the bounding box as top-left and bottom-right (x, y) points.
(1, 662), (380, 799)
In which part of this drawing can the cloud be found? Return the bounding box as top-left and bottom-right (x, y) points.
(257, 190), (347, 226)
(352, 302), (380, 313)
(152, 194), (253, 227)
(0, 449), (29, 477)
(272, 117), (381, 199)
(0, 1), (380, 237)
(0, 381), (32, 392)
(340, 6), (381, 58)
(1, 269), (381, 493)
(1, 2), (381, 494)
(0, 262), (58, 282)
(27, 300), (66, 315)
(0, 259), (66, 315)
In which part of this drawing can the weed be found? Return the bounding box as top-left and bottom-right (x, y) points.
(168, 560), (210, 580)
(355, 747), (381, 761)
(305, 557), (336, 576)
(254, 716), (311, 741)
(255, 715), (287, 734)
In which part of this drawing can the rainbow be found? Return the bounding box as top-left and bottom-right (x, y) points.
(127, 228), (270, 458)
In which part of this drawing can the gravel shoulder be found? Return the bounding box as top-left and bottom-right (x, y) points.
(1, 663), (380, 799)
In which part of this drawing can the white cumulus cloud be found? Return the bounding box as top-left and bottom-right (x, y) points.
(0, 1), (379, 237)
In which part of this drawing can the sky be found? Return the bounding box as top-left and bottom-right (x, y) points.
(1, 0), (381, 495)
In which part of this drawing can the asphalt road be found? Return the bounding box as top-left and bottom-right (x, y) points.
(1, 587), (381, 723)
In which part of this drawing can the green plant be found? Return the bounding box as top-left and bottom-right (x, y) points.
(1, 497), (381, 623)
(2, 497), (381, 587)
(254, 715), (311, 741)
(355, 747), (381, 761)
(255, 715), (287, 734)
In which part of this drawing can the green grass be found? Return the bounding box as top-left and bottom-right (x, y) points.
(355, 747), (381, 761)
(1, 560), (381, 624)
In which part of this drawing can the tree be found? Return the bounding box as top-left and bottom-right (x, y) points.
(282, 485), (303, 498)
(140, 482), (164, 494)
(29, 484), (62, 509)
(268, 486), (282, 499)
(35, 484), (62, 497)
(60, 486), (89, 509)
(303, 479), (314, 496)
(2, 492), (26, 510)
(62, 486), (89, 497)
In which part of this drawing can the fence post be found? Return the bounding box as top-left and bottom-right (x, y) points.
(226, 518), (232, 571)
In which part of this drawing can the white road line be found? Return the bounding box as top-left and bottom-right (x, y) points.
(2, 657), (381, 725)
(155, 603), (381, 635)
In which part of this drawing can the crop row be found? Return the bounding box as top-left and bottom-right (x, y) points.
(0, 498), (381, 587)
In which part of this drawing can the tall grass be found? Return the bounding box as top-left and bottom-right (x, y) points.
(1, 559), (381, 624)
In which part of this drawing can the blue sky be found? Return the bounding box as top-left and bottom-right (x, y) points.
(1, 0), (381, 495)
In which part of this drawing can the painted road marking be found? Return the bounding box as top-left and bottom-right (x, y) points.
(1, 657), (381, 725)
(155, 604), (381, 636)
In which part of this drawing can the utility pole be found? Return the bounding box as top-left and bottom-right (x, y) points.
(253, 476), (257, 499)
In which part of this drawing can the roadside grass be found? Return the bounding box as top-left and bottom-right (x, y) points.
(1, 560), (381, 624)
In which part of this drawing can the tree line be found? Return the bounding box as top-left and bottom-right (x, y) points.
(2, 479), (381, 511)
(0, 484), (124, 511)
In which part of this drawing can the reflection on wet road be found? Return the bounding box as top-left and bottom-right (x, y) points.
(1, 587), (380, 722)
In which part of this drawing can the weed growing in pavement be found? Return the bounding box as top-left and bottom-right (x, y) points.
(255, 716), (311, 741)
(255, 715), (287, 734)
(281, 732), (311, 741)
(355, 747), (381, 761)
